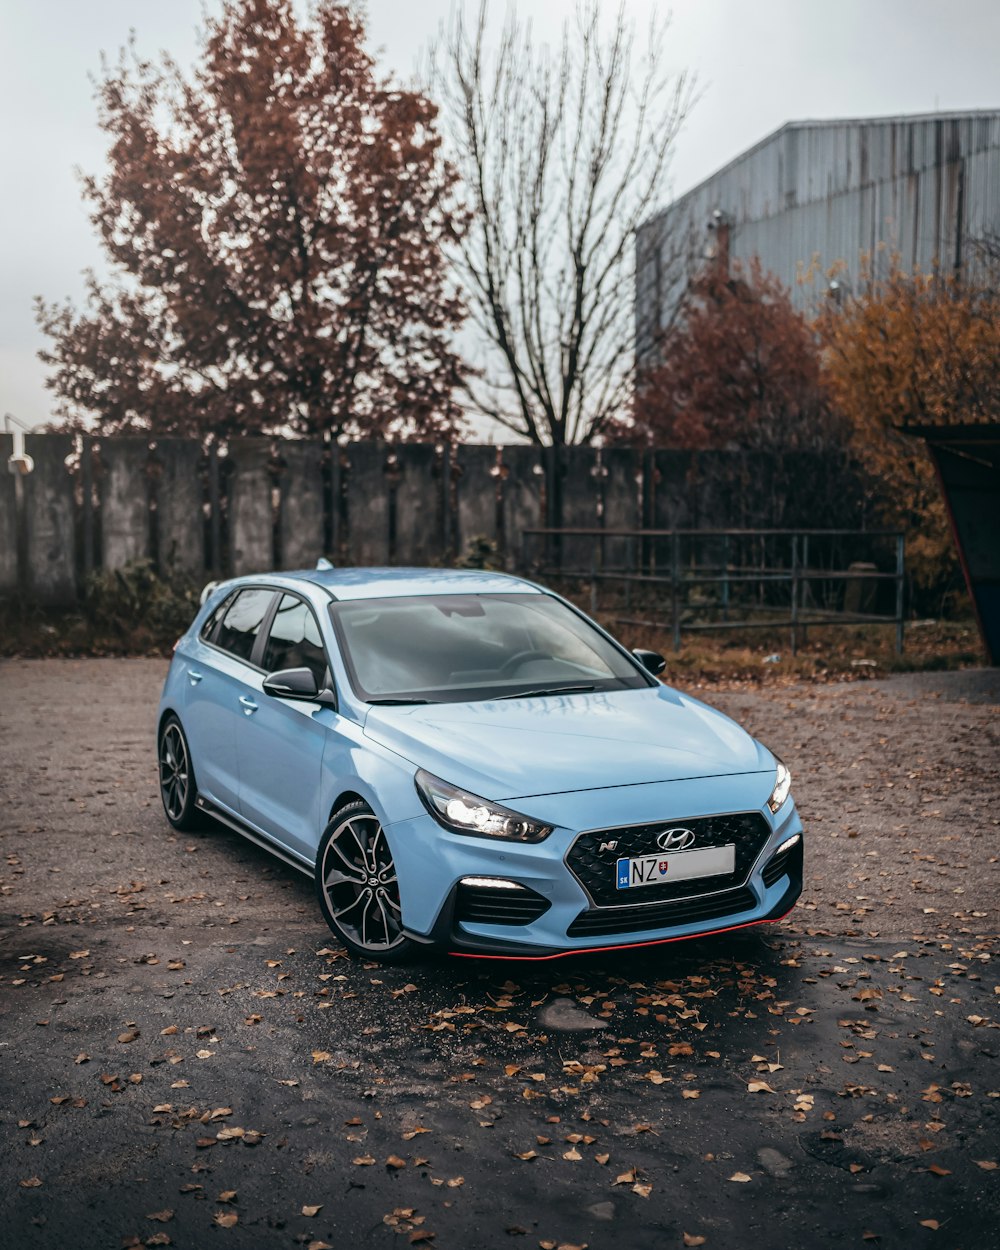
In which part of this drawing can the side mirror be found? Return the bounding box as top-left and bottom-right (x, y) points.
(262, 667), (335, 706)
(632, 648), (666, 677)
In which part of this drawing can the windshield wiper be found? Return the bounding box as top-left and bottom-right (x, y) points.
(495, 684), (596, 700)
(366, 697), (439, 706)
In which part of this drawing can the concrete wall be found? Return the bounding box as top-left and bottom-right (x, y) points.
(0, 434), (18, 594)
(0, 434), (863, 604)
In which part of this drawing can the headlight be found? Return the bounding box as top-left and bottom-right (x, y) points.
(415, 770), (552, 843)
(767, 758), (792, 814)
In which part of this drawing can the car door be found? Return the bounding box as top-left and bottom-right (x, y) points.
(184, 586), (277, 814)
(236, 592), (335, 863)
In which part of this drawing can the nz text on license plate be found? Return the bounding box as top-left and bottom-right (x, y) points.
(616, 844), (736, 890)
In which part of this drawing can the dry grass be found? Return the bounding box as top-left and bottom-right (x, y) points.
(603, 615), (986, 689)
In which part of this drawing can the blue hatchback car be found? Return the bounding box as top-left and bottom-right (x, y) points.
(157, 566), (803, 962)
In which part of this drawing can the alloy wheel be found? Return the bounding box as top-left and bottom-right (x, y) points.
(159, 723), (190, 823)
(320, 809), (406, 953)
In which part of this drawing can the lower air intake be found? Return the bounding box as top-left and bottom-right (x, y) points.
(455, 882), (551, 927)
(567, 885), (757, 938)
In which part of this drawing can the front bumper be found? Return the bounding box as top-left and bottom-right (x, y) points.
(386, 772), (804, 959)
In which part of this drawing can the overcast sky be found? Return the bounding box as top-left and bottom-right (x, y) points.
(2, 0), (999, 428)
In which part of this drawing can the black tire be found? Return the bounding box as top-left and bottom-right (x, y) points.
(315, 800), (418, 963)
(157, 714), (202, 832)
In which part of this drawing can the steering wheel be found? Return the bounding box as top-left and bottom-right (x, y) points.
(498, 649), (552, 676)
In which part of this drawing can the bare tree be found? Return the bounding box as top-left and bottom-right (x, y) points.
(431, 1), (694, 445)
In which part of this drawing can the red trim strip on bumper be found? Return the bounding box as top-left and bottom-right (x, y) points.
(447, 906), (795, 961)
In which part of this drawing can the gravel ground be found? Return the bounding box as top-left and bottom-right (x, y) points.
(1, 659), (997, 1250)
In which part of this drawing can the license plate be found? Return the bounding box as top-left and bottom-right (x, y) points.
(616, 844), (736, 890)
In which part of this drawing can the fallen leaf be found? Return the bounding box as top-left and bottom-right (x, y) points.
(747, 1081), (775, 1094)
(632, 1183), (652, 1199)
(682, 1089), (700, 1100)
(218, 1191), (237, 1203)
(919, 1220), (939, 1230)
(214, 1211), (238, 1228)
(927, 1164), (951, 1177)
(118, 1030), (139, 1044)
(385, 1155), (407, 1169)
(728, 1172), (752, 1183)
(302, 1204), (322, 1217)
(514, 1150), (538, 1161)
(19, 1177), (42, 1188)
(683, 1236), (707, 1248)
(352, 1155), (375, 1166)
(974, 1160), (998, 1171)
(146, 1211), (173, 1222)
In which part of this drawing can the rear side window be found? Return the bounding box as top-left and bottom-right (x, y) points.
(263, 594), (327, 685)
(200, 592), (234, 643)
(214, 588), (274, 664)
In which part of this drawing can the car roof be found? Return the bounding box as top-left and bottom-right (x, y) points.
(278, 566), (542, 601)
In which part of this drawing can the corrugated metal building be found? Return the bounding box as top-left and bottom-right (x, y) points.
(636, 109), (1000, 361)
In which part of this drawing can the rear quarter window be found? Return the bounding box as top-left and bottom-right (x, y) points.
(200, 592), (234, 644)
(213, 588), (275, 664)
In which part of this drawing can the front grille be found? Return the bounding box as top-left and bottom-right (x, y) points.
(454, 882), (551, 927)
(568, 885), (757, 937)
(566, 811), (772, 907)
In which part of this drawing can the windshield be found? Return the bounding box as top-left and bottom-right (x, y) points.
(328, 593), (651, 704)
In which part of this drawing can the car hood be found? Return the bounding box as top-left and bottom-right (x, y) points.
(363, 686), (773, 802)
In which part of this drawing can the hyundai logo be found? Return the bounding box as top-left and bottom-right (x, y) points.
(656, 828), (696, 851)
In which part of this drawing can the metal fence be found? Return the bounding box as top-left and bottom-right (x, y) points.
(521, 527), (906, 653)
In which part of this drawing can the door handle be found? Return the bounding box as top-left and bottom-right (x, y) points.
(239, 696), (258, 716)
(188, 670), (204, 685)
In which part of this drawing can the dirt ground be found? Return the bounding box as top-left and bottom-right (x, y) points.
(1, 658), (998, 1250)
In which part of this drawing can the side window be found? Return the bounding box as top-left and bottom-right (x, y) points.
(200, 592), (234, 644)
(263, 594), (328, 686)
(213, 588), (275, 664)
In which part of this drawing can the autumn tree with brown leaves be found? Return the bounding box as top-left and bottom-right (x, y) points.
(630, 256), (844, 452)
(36, 0), (467, 441)
(817, 256), (1000, 592)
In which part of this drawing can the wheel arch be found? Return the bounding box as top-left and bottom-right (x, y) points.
(157, 707), (182, 740)
(327, 789), (371, 825)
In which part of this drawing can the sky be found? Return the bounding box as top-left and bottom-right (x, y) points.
(2, 0), (999, 429)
